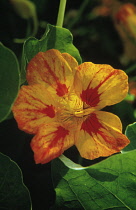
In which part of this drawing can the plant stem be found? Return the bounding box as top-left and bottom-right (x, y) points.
(56, 0), (67, 27)
(68, 0), (90, 30)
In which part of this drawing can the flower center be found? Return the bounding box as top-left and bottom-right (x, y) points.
(56, 93), (95, 129)
(74, 107), (96, 117)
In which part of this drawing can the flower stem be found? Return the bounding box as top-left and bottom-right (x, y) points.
(56, 0), (67, 27)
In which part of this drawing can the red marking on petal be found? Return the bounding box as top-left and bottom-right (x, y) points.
(20, 88), (55, 118)
(43, 57), (68, 96)
(32, 126), (69, 164)
(42, 105), (55, 118)
(81, 113), (103, 135)
(43, 60), (59, 83)
(81, 87), (101, 107)
(96, 129), (123, 150)
(50, 126), (69, 145)
(81, 113), (127, 151)
(56, 82), (69, 96)
(81, 71), (115, 107)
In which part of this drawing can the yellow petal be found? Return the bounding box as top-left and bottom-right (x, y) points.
(31, 123), (74, 164)
(74, 62), (128, 109)
(12, 84), (57, 134)
(27, 49), (77, 97)
(62, 52), (78, 76)
(56, 95), (83, 133)
(75, 111), (130, 160)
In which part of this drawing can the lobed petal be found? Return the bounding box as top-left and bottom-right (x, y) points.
(27, 49), (78, 97)
(74, 62), (128, 109)
(67, 90), (83, 113)
(12, 84), (58, 134)
(62, 52), (78, 76)
(31, 123), (74, 164)
(56, 95), (83, 135)
(75, 111), (130, 160)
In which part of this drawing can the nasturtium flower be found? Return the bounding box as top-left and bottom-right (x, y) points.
(12, 49), (130, 164)
(116, 3), (136, 40)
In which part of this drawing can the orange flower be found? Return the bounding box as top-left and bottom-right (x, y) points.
(116, 3), (136, 39)
(12, 49), (130, 164)
(129, 81), (136, 97)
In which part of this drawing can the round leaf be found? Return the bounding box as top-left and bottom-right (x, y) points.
(23, 24), (82, 64)
(0, 152), (31, 210)
(0, 44), (20, 122)
(52, 150), (136, 209)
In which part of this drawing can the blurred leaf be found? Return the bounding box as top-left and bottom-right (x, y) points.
(112, 100), (135, 132)
(125, 94), (135, 102)
(0, 44), (20, 122)
(11, 0), (36, 20)
(23, 23), (81, 68)
(122, 123), (136, 152)
(31, 0), (48, 15)
(52, 150), (136, 210)
(0, 152), (31, 210)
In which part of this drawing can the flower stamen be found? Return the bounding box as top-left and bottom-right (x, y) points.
(74, 107), (96, 117)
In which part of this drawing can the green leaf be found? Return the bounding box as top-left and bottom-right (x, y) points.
(122, 123), (136, 152)
(0, 152), (31, 210)
(0, 44), (20, 122)
(23, 24), (82, 64)
(20, 45), (27, 84)
(52, 150), (136, 210)
(21, 24), (82, 84)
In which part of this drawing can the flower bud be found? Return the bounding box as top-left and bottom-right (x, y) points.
(10, 0), (36, 19)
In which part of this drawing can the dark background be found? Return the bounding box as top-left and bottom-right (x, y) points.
(0, 0), (136, 209)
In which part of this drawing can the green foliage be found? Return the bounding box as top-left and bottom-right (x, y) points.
(52, 122), (136, 209)
(22, 24), (82, 73)
(123, 123), (136, 152)
(31, 0), (49, 15)
(25, 24), (81, 63)
(1, 1), (136, 209)
(0, 44), (20, 122)
(52, 150), (136, 210)
(0, 152), (31, 210)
